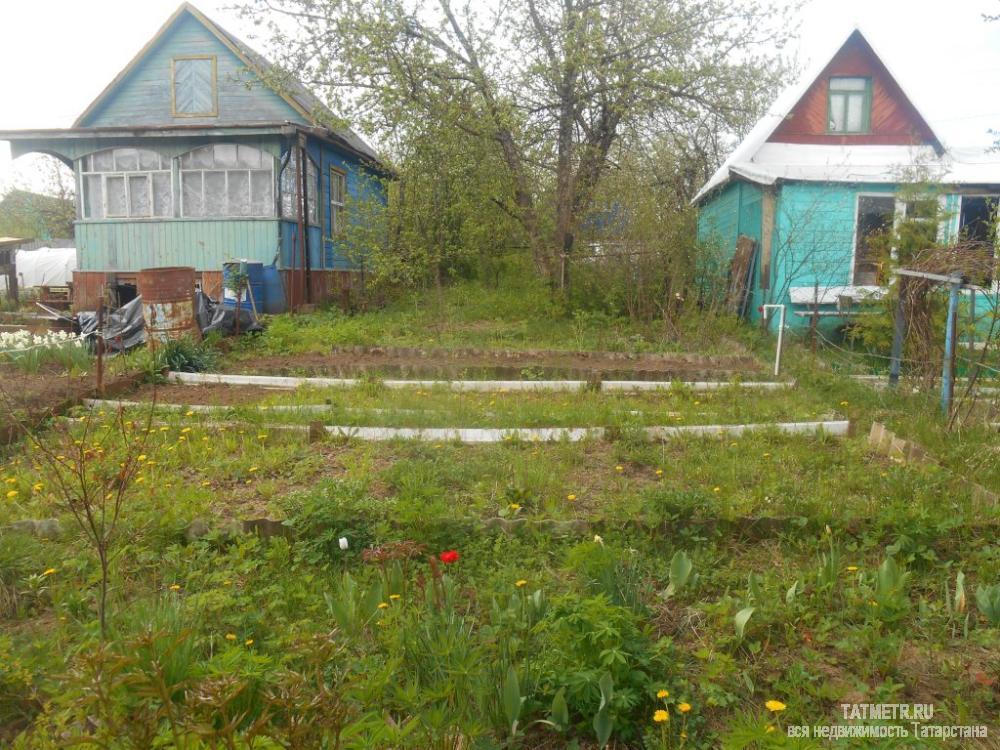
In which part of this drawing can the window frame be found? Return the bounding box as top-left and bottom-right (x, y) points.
(850, 192), (895, 286)
(171, 55), (219, 118)
(329, 166), (347, 239)
(178, 144), (276, 219)
(279, 149), (320, 227)
(79, 148), (173, 220)
(826, 76), (872, 135)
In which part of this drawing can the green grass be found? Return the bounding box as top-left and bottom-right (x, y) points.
(2, 284), (999, 748)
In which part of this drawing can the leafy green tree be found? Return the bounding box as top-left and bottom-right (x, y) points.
(240, 0), (795, 291)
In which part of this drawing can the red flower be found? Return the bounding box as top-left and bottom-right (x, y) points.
(438, 550), (460, 564)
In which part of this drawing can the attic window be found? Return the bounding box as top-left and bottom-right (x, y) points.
(828, 77), (871, 134)
(172, 56), (217, 117)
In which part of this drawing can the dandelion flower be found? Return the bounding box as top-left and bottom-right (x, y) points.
(6, 490), (17, 499)
(181, 427), (191, 434)
(169, 584), (181, 591)
(185, 410), (195, 417)
(677, 702), (691, 713)
(245, 638), (254, 646)
(846, 566), (859, 572)
(840, 401), (849, 406)
(656, 689), (669, 699)
(389, 594), (401, 600)
(765, 700), (786, 713)
(653, 710), (669, 723)
(515, 579), (527, 588)
(377, 602), (389, 609)
(42, 568), (57, 576)
(248, 466), (258, 472)
(712, 486), (721, 493)
(509, 503), (521, 510)
(138, 454), (147, 461)
(32, 483), (43, 492)
(615, 465), (624, 473)
(655, 468), (664, 476)
(225, 633), (237, 641)
(566, 493), (577, 501)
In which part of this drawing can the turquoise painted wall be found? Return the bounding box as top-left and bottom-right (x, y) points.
(77, 218), (280, 271)
(82, 13), (305, 128)
(696, 181), (763, 310)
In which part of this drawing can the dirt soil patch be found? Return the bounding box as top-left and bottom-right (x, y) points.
(129, 383), (278, 406)
(227, 346), (765, 381)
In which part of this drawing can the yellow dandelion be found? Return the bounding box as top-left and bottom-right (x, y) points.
(4, 477), (15, 484)
(6, 490), (18, 499)
(181, 427), (191, 434)
(185, 410), (195, 417)
(32, 483), (43, 492)
(248, 466), (258, 472)
(615, 465), (624, 473)
(657, 689), (669, 699)
(135, 476), (145, 484)
(389, 594), (401, 600)
(201, 481), (211, 486)
(257, 434), (267, 440)
(169, 584), (181, 591)
(765, 700), (786, 713)
(846, 566), (859, 572)
(137, 454), (147, 461)
(245, 638), (254, 646)
(566, 493), (577, 501)
(653, 709), (669, 723)
(377, 602), (389, 609)
(225, 633), (237, 641)
(509, 503), (521, 510)
(515, 579), (528, 588)
(678, 702), (691, 713)
(712, 486), (721, 493)
(766, 724), (776, 733)
(42, 568), (57, 576)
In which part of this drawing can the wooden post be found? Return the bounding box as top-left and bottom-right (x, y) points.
(810, 281), (820, 356)
(888, 277), (907, 387)
(96, 286), (105, 397)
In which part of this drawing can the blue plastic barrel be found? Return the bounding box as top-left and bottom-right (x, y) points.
(261, 264), (286, 314)
(222, 261), (265, 312)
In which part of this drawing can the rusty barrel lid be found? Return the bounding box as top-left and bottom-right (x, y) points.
(137, 266), (197, 301)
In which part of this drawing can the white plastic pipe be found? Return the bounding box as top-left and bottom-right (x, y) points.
(761, 304), (786, 377)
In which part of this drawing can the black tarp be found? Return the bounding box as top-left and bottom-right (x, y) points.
(67, 293), (262, 352)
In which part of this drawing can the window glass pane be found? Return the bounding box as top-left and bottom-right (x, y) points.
(204, 171), (226, 216)
(128, 174), (150, 217)
(174, 58), (215, 114)
(307, 160), (318, 225)
(182, 172), (204, 217)
(227, 170), (250, 216)
(84, 175), (104, 219)
(106, 176), (127, 216)
(153, 173), (172, 217)
(846, 94), (864, 132)
(237, 145), (262, 168)
(114, 149), (138, 172)
(214, 144), (238, 168)
(138, 149), (161, 170)
(331, 170), (345, 204)
(251, 170), (273, 216)
(831, 77), (867, 91)
(829, 94), (846, 132)
(91, 150), (114, 172)
(280, 153), (298, 218)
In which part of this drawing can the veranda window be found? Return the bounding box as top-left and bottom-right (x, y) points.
(179, 144), (275, 218)
(80, 148), (172, 219)
(329, 167), (347, 237)
(280, 149), (319, 225)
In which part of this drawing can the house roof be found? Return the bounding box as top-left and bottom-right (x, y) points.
(692, 27), (1000, 203)
(72, 2), (379, 163)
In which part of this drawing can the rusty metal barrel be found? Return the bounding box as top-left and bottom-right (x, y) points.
(137, 266), (200, 346)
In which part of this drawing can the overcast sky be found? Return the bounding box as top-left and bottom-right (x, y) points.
(1, 0), (999, 194)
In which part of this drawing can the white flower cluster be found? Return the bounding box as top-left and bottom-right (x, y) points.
(0, 329), (84, 353)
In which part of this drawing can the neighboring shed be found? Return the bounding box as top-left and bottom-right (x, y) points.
(695, 27), (1000, 334)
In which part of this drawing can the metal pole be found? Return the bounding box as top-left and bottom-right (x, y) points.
(940, 276), (961, 415)
(889, 278), (907, 388)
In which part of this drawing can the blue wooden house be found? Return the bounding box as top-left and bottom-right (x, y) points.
(695, 28), (1000, 333)
(0, 2), (387, 311)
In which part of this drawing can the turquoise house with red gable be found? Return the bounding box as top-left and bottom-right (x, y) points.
(0, 3), (388, 311)
(694, 28), (1000, 336)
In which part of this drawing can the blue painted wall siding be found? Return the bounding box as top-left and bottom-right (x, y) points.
(82, 13), (305, 128)
(277, 137), (387, 271)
